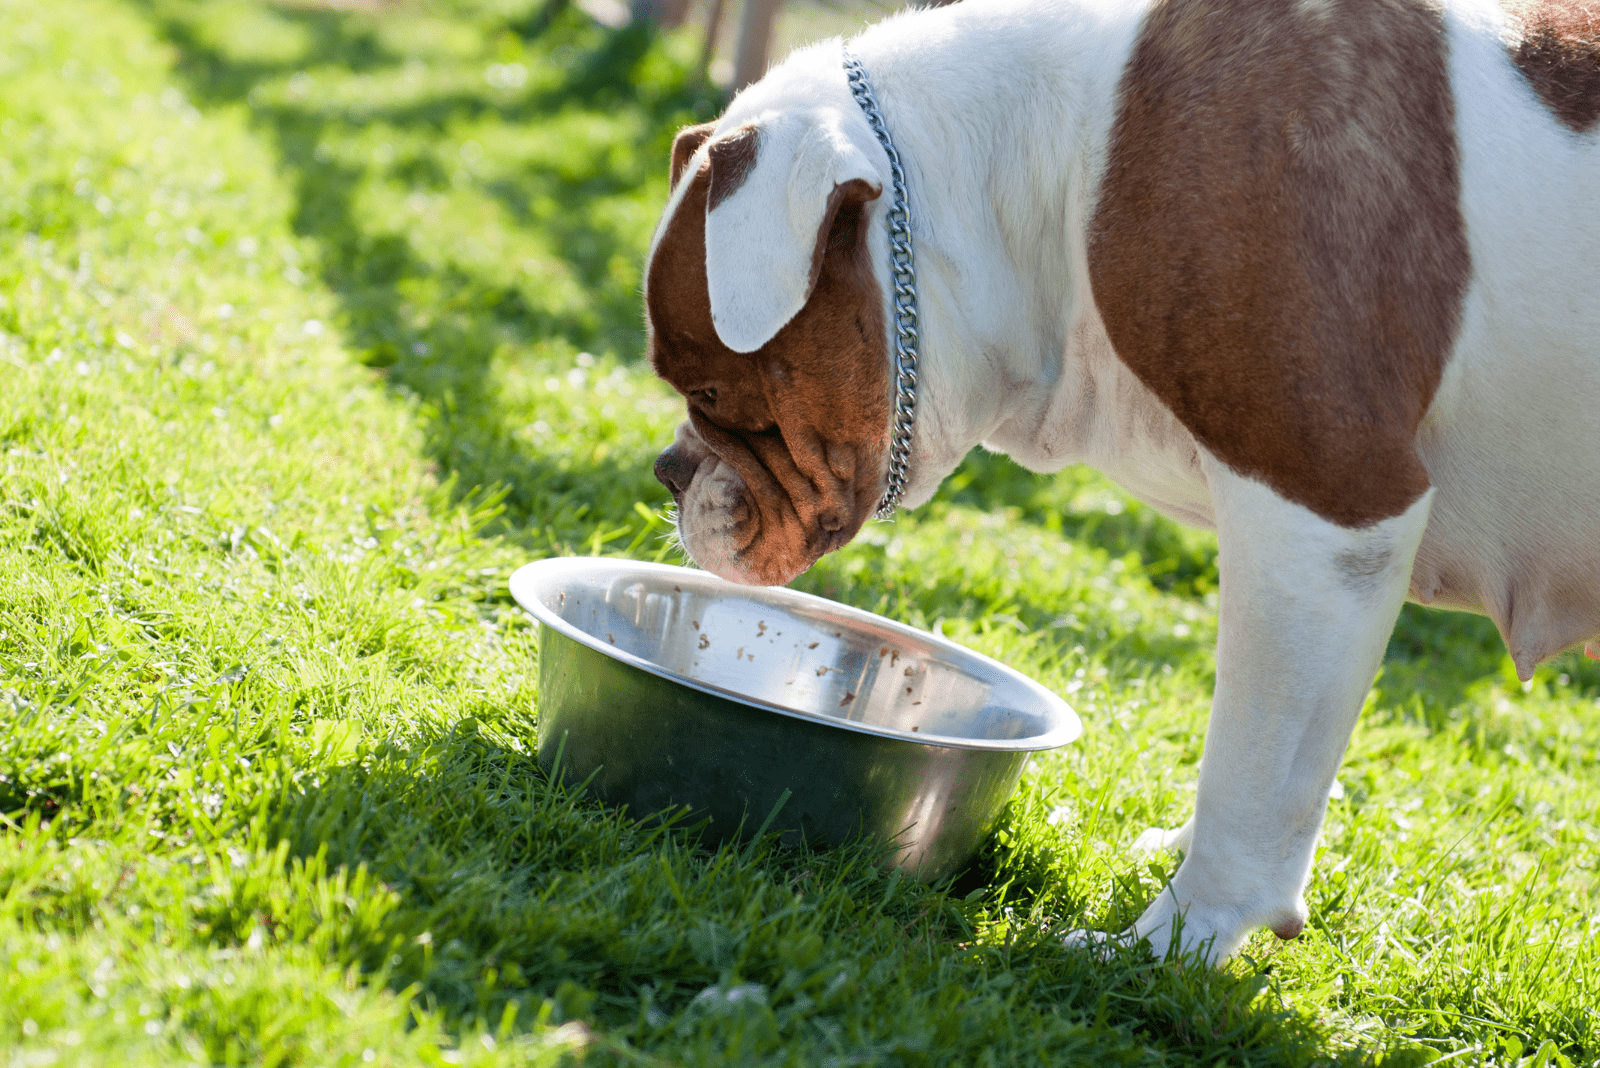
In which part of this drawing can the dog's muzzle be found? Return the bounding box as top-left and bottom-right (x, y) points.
(653, 444), (698, 506)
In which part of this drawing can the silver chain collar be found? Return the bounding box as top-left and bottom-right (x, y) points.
(842, 47), (919, 521)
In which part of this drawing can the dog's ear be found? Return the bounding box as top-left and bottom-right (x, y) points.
(703, 118), (882, 353)
(670, 123), (716, 193)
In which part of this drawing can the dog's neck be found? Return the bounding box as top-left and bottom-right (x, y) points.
(836, 0), (1164, 508)
(711, 0), (1195, 515)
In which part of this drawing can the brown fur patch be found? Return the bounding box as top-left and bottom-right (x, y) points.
(809, 178), (882, 293)
(707, 125), (761, 211)
(1506, 2), (1600, 131)
(646, 148), (888, 585)
(1089, 0), (1471, 528)
(670, 123), (715, 192)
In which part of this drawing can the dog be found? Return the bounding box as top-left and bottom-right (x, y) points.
(641, 0), (1600, 963)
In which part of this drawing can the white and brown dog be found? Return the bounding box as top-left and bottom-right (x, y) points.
(642, 0), (1600, 962)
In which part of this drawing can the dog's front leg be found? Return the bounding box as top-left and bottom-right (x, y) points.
(1108, 460), (1431, 963)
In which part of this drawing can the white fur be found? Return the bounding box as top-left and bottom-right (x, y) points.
(653, 0), (1600, 960)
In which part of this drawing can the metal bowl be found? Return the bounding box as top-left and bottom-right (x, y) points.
(509, 557), (1081, 881)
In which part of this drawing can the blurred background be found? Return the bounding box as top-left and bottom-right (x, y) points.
(582, 0), (925, 90)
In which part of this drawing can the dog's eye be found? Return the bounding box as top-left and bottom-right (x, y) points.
(690, 386), (718, 405)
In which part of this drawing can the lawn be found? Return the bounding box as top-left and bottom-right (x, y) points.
(0, 0), (1595, 1064)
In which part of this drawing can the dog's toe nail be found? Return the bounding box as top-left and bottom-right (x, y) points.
(1061, 928), (1117, 960)
(1132, 828), (1167, 853)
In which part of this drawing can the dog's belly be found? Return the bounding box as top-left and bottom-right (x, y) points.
(1410, 346), (1600, 676)
(1411, 299), (1600, 674)
(1401, 0), (1600, 673)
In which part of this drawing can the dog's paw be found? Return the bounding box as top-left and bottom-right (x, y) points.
(1131, 817), (1193, 855)
(1127, 891), (1243, 965)
(1061, 907), (1238, 966)
(1058, 926), (1124, 962)
(1131, 883), (1308, 964)
(1065, 881), (1309, 966)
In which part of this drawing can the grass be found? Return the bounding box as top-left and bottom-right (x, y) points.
(0, 0), (1596, 1064)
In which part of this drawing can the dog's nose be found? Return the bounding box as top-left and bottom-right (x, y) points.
(654, 445), (698, 504)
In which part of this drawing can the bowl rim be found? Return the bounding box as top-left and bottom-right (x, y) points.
(509, 557), (1082, 752)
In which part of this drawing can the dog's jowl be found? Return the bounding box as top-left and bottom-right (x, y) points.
(642, 0), (1600, 962)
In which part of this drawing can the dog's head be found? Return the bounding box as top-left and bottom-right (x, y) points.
(646, 94), (892, 586)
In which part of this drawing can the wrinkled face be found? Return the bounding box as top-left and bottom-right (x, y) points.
(646, 122), (891, 586)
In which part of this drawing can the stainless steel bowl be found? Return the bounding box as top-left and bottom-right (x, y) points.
(509, 558), (1081, 881)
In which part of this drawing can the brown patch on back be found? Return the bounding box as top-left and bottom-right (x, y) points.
(707, 125), (761, 210)
(1506, 2), (1600, 131)
(1089, 0), (1471, 528)
(646, 146), (889, 584)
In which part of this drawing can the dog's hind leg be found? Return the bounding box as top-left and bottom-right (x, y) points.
(1073, 459), (1433, 964)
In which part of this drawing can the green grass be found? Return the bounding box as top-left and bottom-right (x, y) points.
(1, 0), (1596, 1064)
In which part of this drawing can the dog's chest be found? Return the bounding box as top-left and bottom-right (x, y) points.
(984, 311), (1217, 532)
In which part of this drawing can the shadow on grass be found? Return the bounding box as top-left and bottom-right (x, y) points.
(226, 717), (1348, 1065)
(798, 558), (1215, 680)
(140, 0), (718, 535)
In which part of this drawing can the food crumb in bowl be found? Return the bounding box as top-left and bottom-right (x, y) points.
(808, 641), (818, 649)
(698, 634), (710, 649)
(692, 620), (699, 629)
(607, 633), (615, 643)
(912, 725), (919, 732)
(840, 691), (855, 706)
